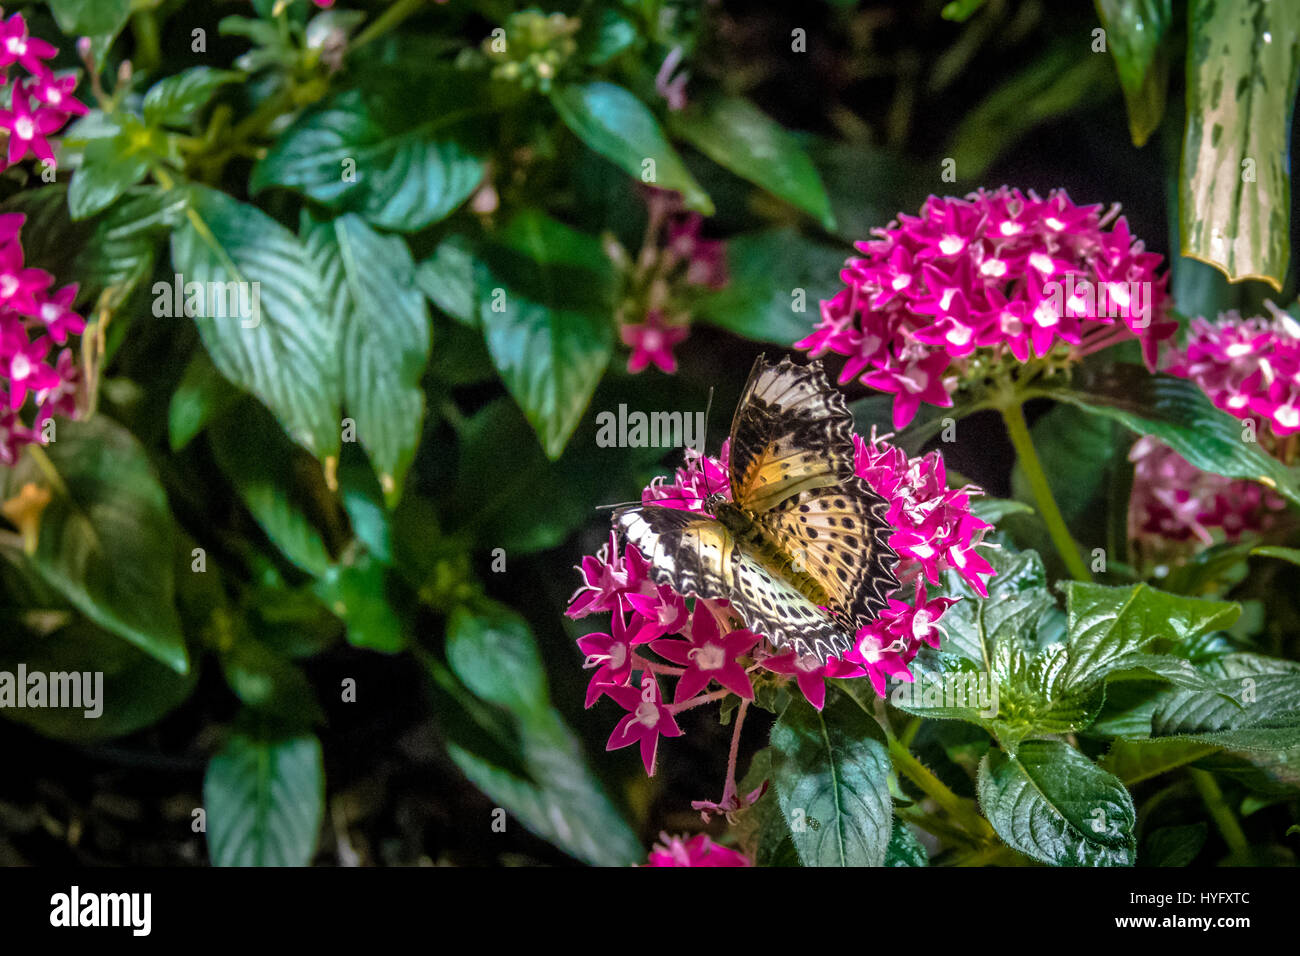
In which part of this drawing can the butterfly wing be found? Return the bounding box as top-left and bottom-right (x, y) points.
(754, 479), (899, 634)
(729, 549), (856, 660)
(727, 355), (856, 514)
(615, 504), (854, 659)
(614, 505), (734, 601)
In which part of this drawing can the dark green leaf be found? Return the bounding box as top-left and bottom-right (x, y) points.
(68, 137), (150, 221)
(220, 636), (323, 725)
(551, 81), (711, 214)
(670, 94), (834, 227)
(1095, 0), (1171, 146)
(252, 76), (485, 232)
(446, 601), (548, 716)
(1036, 364), (1300, 507)
(770, 693), (893, 866)
(170, 184), (340, 459)
(49, 0), (131, 37)
(143, 66), (243, 128)
(475, 241), (613, 459)
(301, 212), (430, 503)
(204, 730), (324, 866)
(312, 553), (405, 652)
(168, 352), (241, 451)
(1, 417), (188, 673)
(978, 741), (1136, 866)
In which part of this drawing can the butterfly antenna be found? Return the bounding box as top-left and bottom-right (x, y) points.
(699, 386), (715, 502)
(594, 494), (700, 511)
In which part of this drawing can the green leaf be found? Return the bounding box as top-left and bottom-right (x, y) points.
(4, 185), (183, 308)
(1153, 674), (1300, 735)
(475, 242), (613, 459)
(301, 212), (430, 503)
(210, 406), (333, 577)
(220, 636), (323, 725)
(770, 693), (893, 866)
(446, 601), (549, 717)
(1144, 823), (1207, 866)
(942, 0), (989, 21)
(49, 0), (131, 37)
(551, 81), (712, 214)
(204, 730), (324, 866)
(143, 66), (243, 128)
(1181, 0), (1300, 289)
(1094, 0), (1171, 146)
(170, 184), (340, 459)
(1101, 737), (1223, 784)
(313, 554), (405, 652)
(670, 94), (834, 227)
(1251, 545), (1300, 567)
(1060, 581), (1240, 687)
(168, 352), (241, 451)
(0, 617), (197, 741)
(1037, 364), (1300, 507)
(693, 228), (848, 344)
(1, 417), (188, 674)
(416, 234), (478, 326)
(884, 820), (930, 866)
(68, 137), (150, 221)
(252, 75), (485, 232)
(978, 740), (1136, 866)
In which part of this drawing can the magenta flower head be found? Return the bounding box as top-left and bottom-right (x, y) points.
(1128, 436), (1287, 555)
(568, 426), (994, 799)
(1166, 309), (1300, 443)
(612, 188), (729, 375)
(0, 13), (84, 169)
(0, 214), (84, 464)
(798, 187), (1175, 428)
(644, 833), (751, 867)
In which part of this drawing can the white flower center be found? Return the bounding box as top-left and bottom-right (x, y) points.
(641, 329), (663, 352)
(1029, 252), (1055, 275)
(0, 275), (17, 297)
(46, 88), (62, 105)
(40, 302), (60, 323)
(980, 258), (1007, 278)
(11, 353), (31, 380)
(13, 116), (34, 140)
(1276, 405), (1300, 430)
(633, 700), (661, 728)
(946, 325), (972, 347)
(1032, 300), (1060, 328)
(607, 643), (628, 670)
(691, 642), (726, 671)
(938, 235), (964, 256)
(999, 221), (1023, 237)
(6, 37), (26, 56)
(1044, 216), (1065, 231)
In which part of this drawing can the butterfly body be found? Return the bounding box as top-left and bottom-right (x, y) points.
(614, 356), (900, 662)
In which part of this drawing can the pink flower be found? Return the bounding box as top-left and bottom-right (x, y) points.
(1128, 436), (1286, 549)
(35, 284), (84, 344)
(798, 187), (1175, 427)
(576, 609), (643, 707)
(625, 585), (689, 642)
(28, 73), (88, 118)
(0, 80), (66, 165)
(760, 650), (865, 711)
(566, 529), (652, 619)
(644, 833), (751, 867)
(621, 310), (689, 374)
(654, 46), (689, 112)
(605, 674), (683, 775)
(0, 14), (57, 76)
(844, 582), (958, 695)
(651, 608), (759, 702)
(854, 431), (994, 597)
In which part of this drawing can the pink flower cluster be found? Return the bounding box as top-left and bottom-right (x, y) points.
(1167, 311), (1300, 440)
(644, 833), (750, 867)
(0, 12), (87, 167)
(1128, 436), (1286, 547)
(618, 188), (727, 375)
(0, 213), (84, 463)
(567, 433), (995, 778)
(798, 187), (1175, 428)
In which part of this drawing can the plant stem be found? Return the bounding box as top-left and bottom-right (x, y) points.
(353, 0), (428, 51)
(1189, 769), (1251, 861)
(886, 735), (995, 841)
(1000, 401), (1093, 582)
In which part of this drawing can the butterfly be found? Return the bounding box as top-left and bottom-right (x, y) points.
(614, 355), (899, 662)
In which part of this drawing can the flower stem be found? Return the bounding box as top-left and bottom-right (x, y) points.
(886, 735), (995, 841)
(1189, 768), (1251, 861)
(353, 0), (428, 51)
(1000, 401), (1093, 582)
(720, 698), (749, 807)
